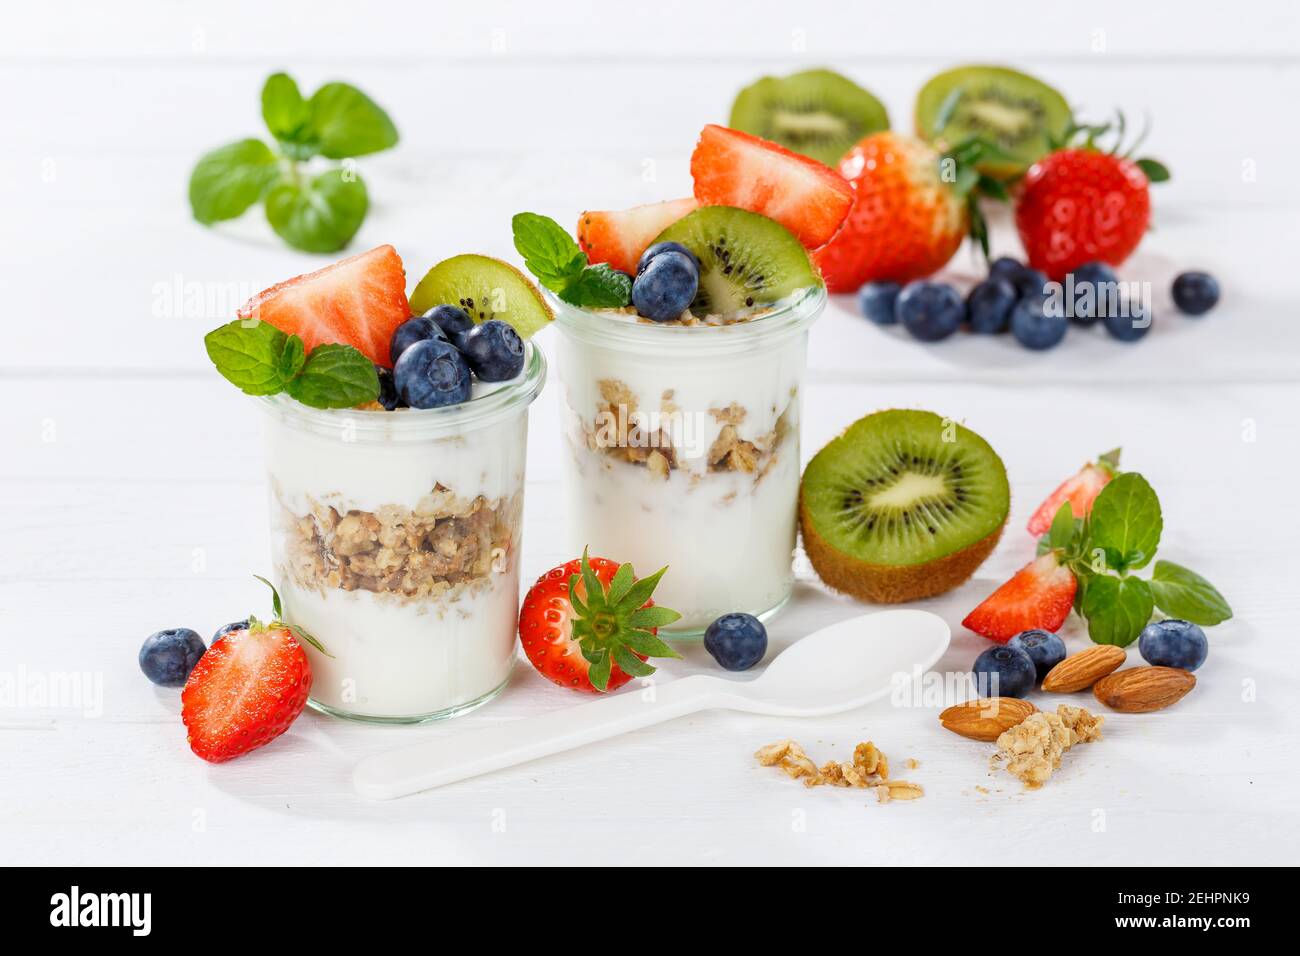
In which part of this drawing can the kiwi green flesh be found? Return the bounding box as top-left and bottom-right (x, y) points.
(652, 206), (818, 317)
(801, 409), (1009, 569)
(409, 254), (553, 339)
(730, 69), (890, 168)
(915, 65), (1071, 175)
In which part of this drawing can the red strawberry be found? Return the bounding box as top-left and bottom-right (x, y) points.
(181, 619), (313, 763)
(1015, 149), (1152, 280)
(1026, 448), (1121, 536)
(519, 551), (681, 693)
(962, 554), (1078, 643)
(237, 244), (410, 368)
(690, 124), (853, 249)
(577, 198), (699, 275)
(813, 132), (970, 292)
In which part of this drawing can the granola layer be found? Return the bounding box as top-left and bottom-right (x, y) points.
(275, 482), (520, 606)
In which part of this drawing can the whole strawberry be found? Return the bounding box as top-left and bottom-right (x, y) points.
(1015, 123), (1169, 279)
(813, 132), (978, 293)
(519, 550), (681, 693)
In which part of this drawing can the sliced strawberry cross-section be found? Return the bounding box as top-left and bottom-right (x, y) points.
(237, 244), (410, 368)
(1026, 449), (1121, 537)
(577, 197), (699, 275)
(962, 553), (1077, 643)
(690, 125), (853, 249)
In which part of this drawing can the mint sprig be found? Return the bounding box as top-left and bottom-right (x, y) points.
(1038, 470), (1232, 646)
(204, 319), (379, 409)
(511, 212), (633, 309)
(189, 72), (397, 253)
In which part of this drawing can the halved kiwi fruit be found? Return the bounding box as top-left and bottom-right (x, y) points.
(729, 68), (890, 168)
(409, 254), (553, 338)
(800, 409), (1009, 604)
(915, 65), (1071, 178)
(652, 206), (819, 317)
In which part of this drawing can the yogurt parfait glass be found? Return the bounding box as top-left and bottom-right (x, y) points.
(550, 287), (825, 636)
(257, 343), (546, 722)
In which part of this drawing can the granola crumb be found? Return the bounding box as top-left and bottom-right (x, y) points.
(994, 705), (1104, 790)
(756, 738), (920, 803)
(905, 757), (920, 770)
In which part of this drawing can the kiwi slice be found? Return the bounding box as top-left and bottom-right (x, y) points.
(915, 65), (1071, 178)
(729, 68), (889, 168)
(652, 206), (819, 317)
(800, 409), (1009, 604)
(409, 254), (553, 339)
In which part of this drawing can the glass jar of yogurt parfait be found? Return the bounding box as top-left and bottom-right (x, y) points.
(550, 287), (825, 636)
(257, 343), (546, 722)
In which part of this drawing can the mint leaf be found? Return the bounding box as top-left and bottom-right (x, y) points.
(308, 82), (399, 159)
(262, 72), (316, 157)
(512, 212), (587, 292)
(562, 263), (633, 308)
(265, 168), (368, 253)
(1082, 574), (1154, 646)
(1047, 501), (1074, 551)
(285, 343), (380, 408)
(188, 139), (279, 225)
(1088, 472), (1162, 571)
(204, 319), (289, 395)
(1150, 560), (1233, 625)
(278, 334), (307, 381)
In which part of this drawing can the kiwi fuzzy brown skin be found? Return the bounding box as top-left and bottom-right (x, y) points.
(800, 494), (1006, 604)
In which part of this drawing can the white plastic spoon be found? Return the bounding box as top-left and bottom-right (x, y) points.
(353, 608), (949, 800)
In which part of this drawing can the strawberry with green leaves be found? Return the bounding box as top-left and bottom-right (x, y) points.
(1026, 448), (1121, 537)
(519, 551), (681, 693)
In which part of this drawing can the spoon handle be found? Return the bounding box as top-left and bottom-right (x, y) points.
(353, 674), (730, 799)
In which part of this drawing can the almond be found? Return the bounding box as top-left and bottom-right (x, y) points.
(1093, 666), (1196, 713)
(1041, 644), (1127, 692)
(939, 697), (1037, 741)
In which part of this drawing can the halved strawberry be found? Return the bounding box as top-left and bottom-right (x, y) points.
(577, 198), (699, 275)
(237, 245), (410, 368)
(962, 554), (1078, 643)
(1026, 449), (1121, 537)
(518, 551), (681, 693)
(690, 124), (853, 249)
(181, 619), (312, 763)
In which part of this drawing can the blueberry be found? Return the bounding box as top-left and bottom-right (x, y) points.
(389, 316), (447, 365)
(1139, 619), (1208, 672)
(703, 613), (768, 671)
(632, 250), (698, 322)
(139, 628), (206, 688)
(988, 256), (1024, 283)
(965, 278), (1017, 334)
(1068, 261), (1119, 325)
(637, 241), (700, 277)
(1011, 297), (1068, 350)
(896, 281), (964, 342)
(212, 620), (248, 643)
(424, 304), (475, 345)
(1012, 267), (1050, 301)
(459, 319), (524, 382)
(393, 338), (472, 409)
(1007, 629), (1067, 681)
(1172, 271), (1220, 316)
(375, 364), (402, 410)
(972, 645), (1036, 699)
(1103, 301), (1153, 342)
(857, 281), (902, 325)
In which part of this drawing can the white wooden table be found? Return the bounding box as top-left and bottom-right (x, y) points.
(4, 1), (1299, 865)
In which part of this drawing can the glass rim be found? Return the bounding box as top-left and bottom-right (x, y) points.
(547, 284), (826, 353)
(254, 339), (546, 441)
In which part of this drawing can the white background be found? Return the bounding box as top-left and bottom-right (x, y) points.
(3, 0), (1299, 865)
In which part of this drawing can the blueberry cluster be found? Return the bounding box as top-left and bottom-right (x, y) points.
(858, 261), (1220, 352)
(384, 306), (525, 410)
(632, 242), (699, 321)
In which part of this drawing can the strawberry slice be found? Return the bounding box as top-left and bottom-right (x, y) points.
(1026, 449), (1121, 536)
(237, 244), (410, 368)
(577, 198), (699, 275)
(690, 124), (853, 249)
(181, 620), (312, 763)
(962, 554), (1078, 643)
(518, 551), (681, 693)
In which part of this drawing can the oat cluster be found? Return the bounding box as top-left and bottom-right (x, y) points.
(755, 739), (923, 804)
(993, 704), (1105, 790)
